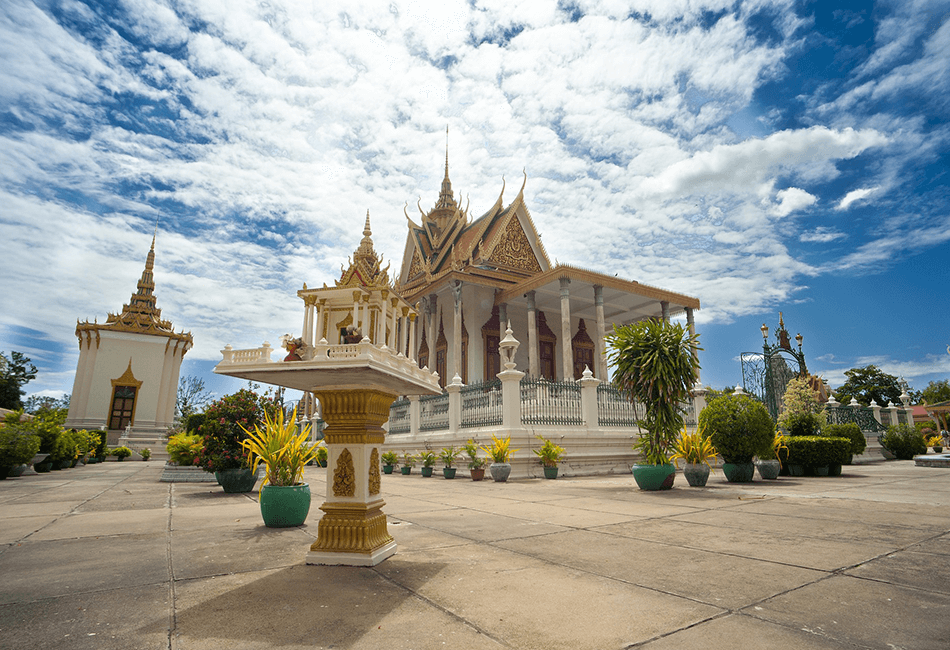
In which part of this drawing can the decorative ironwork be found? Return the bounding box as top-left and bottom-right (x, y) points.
(596, 383), (642, 427)
(520, 376), (582, 425)
(388, 398), (410, 434)
(825, 405), (885, 433)
(740, 313), (808, 420)
(419, 392), (449, 431)
(460, 379), (503, 428)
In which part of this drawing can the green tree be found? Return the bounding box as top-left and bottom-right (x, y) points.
(0, 351), (37, 410)
(920, 379), (950, 405)
(606, 320), (701, 465)
(833, 365), (902, 407)
(24, 393), (70, 414)
(176, 375), (212, 419)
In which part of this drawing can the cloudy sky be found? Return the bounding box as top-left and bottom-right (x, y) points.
(2, 0), (949, 402)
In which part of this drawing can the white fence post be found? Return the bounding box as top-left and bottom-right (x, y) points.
(579, 366), (601, 428)
(409, 395), (420, 436)
(446, 374), (463, 434)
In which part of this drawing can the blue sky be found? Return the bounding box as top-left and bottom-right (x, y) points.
(1, 0), (949, 402)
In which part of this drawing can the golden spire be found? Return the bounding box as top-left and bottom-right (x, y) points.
(435, 126), (457, 211)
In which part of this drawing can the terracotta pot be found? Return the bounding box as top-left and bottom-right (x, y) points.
(471, 467), (486, 481)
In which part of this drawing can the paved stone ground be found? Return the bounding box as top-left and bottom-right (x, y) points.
(1, 460), (948, 650)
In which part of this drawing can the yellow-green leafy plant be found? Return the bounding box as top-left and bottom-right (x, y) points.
(533, 436), (565, 467)
(401, 452), (416, 468)
(381, 451), (399, 467)
(166, 433), (203, 466)
(240, 407), (317, 488)
(771, 432), (788, 462)
(439, 446), (460, 468)
(482, 434), (518, 464)
(669, 426), (717, 468)
(462, 439), (487, 469)
(419, 450), (437, 467)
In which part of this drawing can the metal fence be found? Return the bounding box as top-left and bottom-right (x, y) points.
(520, 376), (583, 425)
(419, 393), (450, 431)
(825, 405), (885, 433)
(388, 398), (410, 434)
(596, 383), (642, 427)
(460, 379), (503, 428)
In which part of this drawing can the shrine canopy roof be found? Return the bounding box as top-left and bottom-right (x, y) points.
(497, 264), (700, 327)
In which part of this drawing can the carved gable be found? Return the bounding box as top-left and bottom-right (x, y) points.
(487, 216), (542, 273)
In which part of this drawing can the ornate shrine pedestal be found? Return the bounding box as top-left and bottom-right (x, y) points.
(214, 339), (440, 566)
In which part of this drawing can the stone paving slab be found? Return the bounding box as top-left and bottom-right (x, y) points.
(745, 574), (950, 650)
(1, 460), (949, 649)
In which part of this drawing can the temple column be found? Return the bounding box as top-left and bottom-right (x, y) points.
(594, 285), (606, 379)
(390, 298), (399, 349)
(452, 281), (462, 381)
(302, 299), (313, 345)
(661, 300), (670, 322)
(315, 299), (326, 343)
(559, 277), (572, 381)
(526, 290), (539, 377)
(499, 302), (508, 329)
(428, 293), (438, 356)
(686, 307), (699, 384)
(401, 308), (409, 356)
(378, 290), (389, 346)
(408, 312), (417, 362)
(361, 294), (371, 341)
(352, 291), (361, 336)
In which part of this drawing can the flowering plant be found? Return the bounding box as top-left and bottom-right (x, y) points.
(193, 389), (279, 472)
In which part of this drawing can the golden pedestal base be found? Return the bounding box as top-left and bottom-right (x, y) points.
(306, 388), (400, 567)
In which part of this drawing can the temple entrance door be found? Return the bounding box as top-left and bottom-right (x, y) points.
(540, 341), (555, 380)
(572, 318), (595, 379)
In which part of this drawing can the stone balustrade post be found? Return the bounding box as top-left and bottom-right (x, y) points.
(221, 344), (234, 363)
(446, 374), (463, 433)
(869, 400), (882, 425)
(887, 402), (900, 427)
(498, 368), (525, 429)
(260, 341), (272, 362)
(578, 366), (601, 428)
(690, 384), (707, 423)
(408, 395), (420, 436)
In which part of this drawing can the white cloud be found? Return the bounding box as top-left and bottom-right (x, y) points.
(772, 187), (817, 217)
(836, 186), (879, 210)
(800, 227), (846, 243)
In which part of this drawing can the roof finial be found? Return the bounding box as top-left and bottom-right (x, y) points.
(363, 209), (372, 237)
(445, 125), (449, 179)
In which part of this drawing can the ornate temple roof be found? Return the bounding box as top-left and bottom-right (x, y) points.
(75, 236), (193, 345)
(336, 210), (393, 290)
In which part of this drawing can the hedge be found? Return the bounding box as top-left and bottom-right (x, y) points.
(822, 422), (867, 457)
(782, 436), (851, 468)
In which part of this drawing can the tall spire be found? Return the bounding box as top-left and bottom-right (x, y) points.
(129, 235), (158, 314)
(435, 125), (457, 211)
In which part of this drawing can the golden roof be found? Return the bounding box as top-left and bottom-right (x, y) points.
(336, 210), (393, 290)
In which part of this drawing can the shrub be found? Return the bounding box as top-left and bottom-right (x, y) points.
(699, 394), (774, 463)
(782, 412), (823, 437)
(185, 412), (206, 433)
(0, 424), (41, 467)
(93, 430), (108, 458)
(783, 436), (851, 468)
(139, 448), (151, 461)
(879, 424), (926, 460)
(193, 389), (278, 472)
(822, 423), (866, 457)
(166, 433), (203, 466)
(112, 446), (133, 460)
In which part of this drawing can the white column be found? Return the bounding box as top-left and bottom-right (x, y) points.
(401, 308), (410, 356)
(661, 300), (670, 322)
(685, 307), (699, 384)
(594, 285), (606, 379)
(579, 366), (601, 428)
(315, 300), (326, 343)
(452, 281), (462, 380)
(559, 277), (572, 381)
(66, 334), (91, 425)
(447, 374), (462, 433)
(302, 300), (312, 345)
(154, 341), (176, 426)
(428, 294), (438, 355)
(352, 291), (360, 334)
(408, 312), (417, 362)
(526, 290), (538, 377)
(377, 291), (388, 346)
(362, 294), (371, 341)
(390, 298), (398, 349)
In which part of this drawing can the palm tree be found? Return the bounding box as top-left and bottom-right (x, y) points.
(606, 319), (701, 465)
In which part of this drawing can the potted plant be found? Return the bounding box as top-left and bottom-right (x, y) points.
(439, 446), (460, 478)
(400, 452), (416, 475)
(606, 319), (701, 491)
(699, 394), (774, 482)
(0, 421), (40, 479)
(381, 451), (398, 474)
(879, 424), (927, 460)
(194, 388), (278, 492)
(533, 436), (565, 479)
(315, 442), (328, 467)
(464, 439), (488, 481)
(924, 430), (943, 454)
(669, 425), (717, 487)
(755, 432), (786, 480)
(419, 450), (437, 477)
(139, 448), (152, 461)
(241, 406), (317, 527)
(112, 446), (133, 462)
(482, 434), (516, 482)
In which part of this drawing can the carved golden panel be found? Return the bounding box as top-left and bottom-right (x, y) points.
(489, 216), (542, 273)
(333, 448), (356, 497)
(310, 502), (393, 554)
(369, 448), (380, 495)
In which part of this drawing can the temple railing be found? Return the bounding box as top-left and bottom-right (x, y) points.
(520, 376), (583, 425)
(596, 384), (641, 427)
(824, 405), (886, 433)
(460, 379), (503, 428)
(419, 393), (449, 432)
(388, 398), (411, 434)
